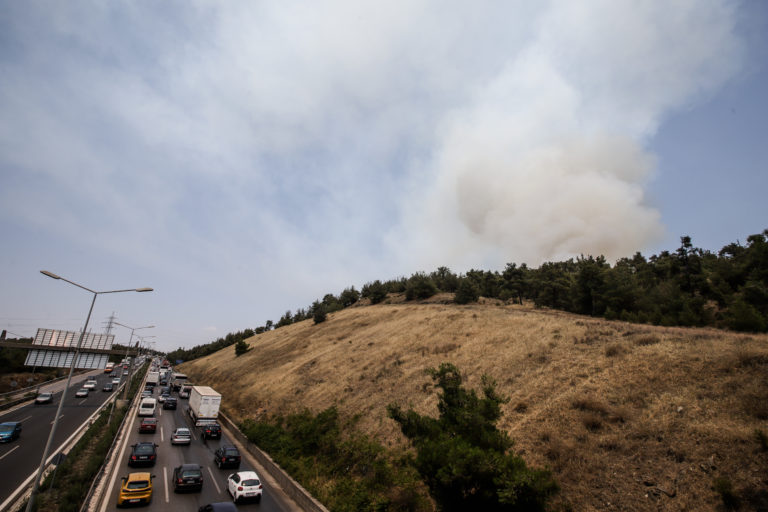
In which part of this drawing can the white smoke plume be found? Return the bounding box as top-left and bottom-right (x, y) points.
(393, 0), (743, 268)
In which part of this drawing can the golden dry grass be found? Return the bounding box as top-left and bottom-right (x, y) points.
(180, 297), (768, 511)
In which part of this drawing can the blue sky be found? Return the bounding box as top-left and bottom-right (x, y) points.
(1, 1), (766, 353)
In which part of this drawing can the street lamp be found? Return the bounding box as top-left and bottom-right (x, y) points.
(113, 323), (154, 401)
(28, 271), (152, 512)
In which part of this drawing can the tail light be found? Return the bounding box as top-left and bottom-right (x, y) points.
(150, 454), (155, 460)
(131, 455), (137, 461)
(178, 478), (183, 484)
(238, 486), (243, 491)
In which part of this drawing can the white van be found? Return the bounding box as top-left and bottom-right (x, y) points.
(138, 398), (157, 417)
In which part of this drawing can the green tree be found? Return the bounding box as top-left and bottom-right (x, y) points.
(388, 363), (558, 511)
(234, 338), (250, 356)
(362, 280), (388, 304)
(405, 272), (438, 300)
(339, 286), (360, 307)
(454, 278), (480, 304)
(313, 302), (328, 324)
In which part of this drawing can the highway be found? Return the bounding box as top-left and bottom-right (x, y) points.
(0, 369), (119, 507)
(98, 385), (299, 512)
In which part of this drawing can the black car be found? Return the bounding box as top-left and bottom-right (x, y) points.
(163, 397), (177, 410)
(173, 463), (203, 492)
(128, 442), (158, 467)
(102, 383), (114, 392)
(213, 445), (241, 469)
(200, 423), (221, 440)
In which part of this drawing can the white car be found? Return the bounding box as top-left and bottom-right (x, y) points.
(171, 427), (191, 445)
(75, 388), (89, 398)
(83, 381), (96, 390)
(112, 378), (121, 385)
(227, 471), (262, 503)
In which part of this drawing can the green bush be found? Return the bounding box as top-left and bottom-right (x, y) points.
(235, 338), (250, 356)
(388, 363), (558, 511)
(240, 408), (429, 511)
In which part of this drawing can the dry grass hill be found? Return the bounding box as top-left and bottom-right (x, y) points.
(180, 295), (768, 511)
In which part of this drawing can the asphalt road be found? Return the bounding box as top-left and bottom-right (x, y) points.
(0, 369), (120, 506)
(99, 387), (298, 512)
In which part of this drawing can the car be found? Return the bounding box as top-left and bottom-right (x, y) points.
(117, 472), (154, 507)
(171, 427), (191, 445)
(178, 389), (190, 399)
(103, 383), (114, 392)
(157, 393), (169, 403)
(112, 378), (121, 385)
(160, 386), (170, 395)
(83, 380), (96, 390)
(163, 397), (177, 410)
(214, 445), (241, 469)
(75, 388), (89, 398)
(227, 471), (262, 503)
(200, 423), (222, 440)
(138, 398), (157, 417)
(198, 503), (238, 512)
(128, 442), (158, 467)
(172, 463), (204, 492)
(0, 422), (22, 442)
(139, 418), (157, 434)
(141, 390), (152, 398)
(34, 392), (53, 405)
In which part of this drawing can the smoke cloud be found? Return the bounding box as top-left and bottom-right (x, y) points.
(394, 0), (742, 268)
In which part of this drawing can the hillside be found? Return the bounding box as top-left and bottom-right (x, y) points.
(180, 296), (768, 511)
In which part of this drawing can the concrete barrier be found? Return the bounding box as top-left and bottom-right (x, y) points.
(217, 413), (329, 512)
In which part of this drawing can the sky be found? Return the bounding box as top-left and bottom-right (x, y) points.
(1, 1), (766, 353)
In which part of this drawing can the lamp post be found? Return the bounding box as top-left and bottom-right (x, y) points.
(113, 323), (154, 401)
(28, 271), (152, 512)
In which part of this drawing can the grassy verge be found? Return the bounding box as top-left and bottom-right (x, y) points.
(239, 407), (431, 512)
(27, 364), (148, 512)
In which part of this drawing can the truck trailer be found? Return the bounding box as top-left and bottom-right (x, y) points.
(188, 386), (221, 427)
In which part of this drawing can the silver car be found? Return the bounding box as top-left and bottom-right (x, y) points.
(170, 427), (191, 445)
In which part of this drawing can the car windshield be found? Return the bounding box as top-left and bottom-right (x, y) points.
(181, 469), (202, 478)
(134, 444), (154, 454)
(143, 419), (157, 424)
(175, 429), (190, 436)
(242, 479), (260, 486)
(126, 480), (149, 489)
(0, 425), (14, 433)
(39, 393), (51, 398)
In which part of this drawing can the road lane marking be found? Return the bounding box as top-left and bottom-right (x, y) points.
(163, 466), (169, 503)
(50, 414), (64, 425)
(207, 466), (222, 494)
(18, 415), (32, 423)
(0, 445), (19, 461)
(160, 426), (164, 443)
(78, 399), (87, 406)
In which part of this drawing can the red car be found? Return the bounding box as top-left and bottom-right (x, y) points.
(138, 417), (157, 434)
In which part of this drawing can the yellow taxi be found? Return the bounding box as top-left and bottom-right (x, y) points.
(117, 472), (154, 507)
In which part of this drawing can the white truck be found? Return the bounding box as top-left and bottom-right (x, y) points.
(146, 371), (160, 387)
(188, 386), (221, 427)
